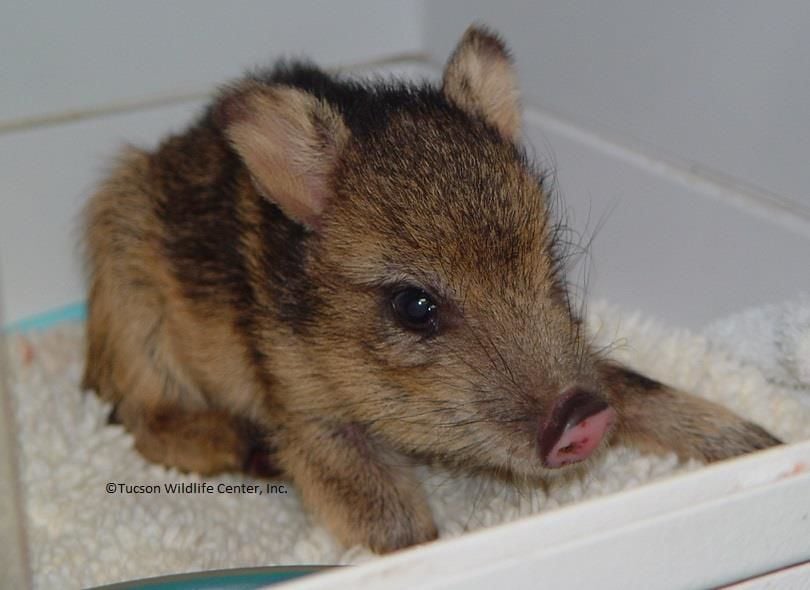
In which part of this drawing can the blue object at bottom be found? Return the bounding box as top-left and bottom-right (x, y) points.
(88, 566), (336, 590)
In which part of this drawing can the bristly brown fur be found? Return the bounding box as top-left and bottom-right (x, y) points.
(83, 25), (781, 553)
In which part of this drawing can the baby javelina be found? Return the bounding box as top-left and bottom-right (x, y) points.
(84, 26), (781, 553)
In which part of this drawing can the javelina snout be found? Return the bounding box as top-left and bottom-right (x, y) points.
(539, 388), (616, 468)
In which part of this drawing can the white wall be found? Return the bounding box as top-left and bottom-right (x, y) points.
(425, 1), (810, 214)
(0, 1), (423, 126)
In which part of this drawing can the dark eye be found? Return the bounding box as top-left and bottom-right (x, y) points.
(391, 288), (438, 333)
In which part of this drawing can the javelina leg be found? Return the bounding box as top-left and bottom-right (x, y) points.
(119, 404), (277, 477)
(123, 406), (252, 475)
(601, 363), (782, 462)
(277, 419), (437, 553)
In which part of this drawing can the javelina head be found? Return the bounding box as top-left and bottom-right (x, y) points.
(216, 26), (614, 478)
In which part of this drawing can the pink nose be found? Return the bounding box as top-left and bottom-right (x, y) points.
(540, 388), (616, 468)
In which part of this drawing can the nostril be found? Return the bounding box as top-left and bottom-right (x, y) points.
(539, 387), (615, 468)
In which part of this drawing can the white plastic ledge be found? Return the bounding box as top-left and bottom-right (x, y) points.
(279, 440), (810, 590)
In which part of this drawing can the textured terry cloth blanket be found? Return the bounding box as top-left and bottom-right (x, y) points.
(6, 299), (810, 589)
(705, 294), (810, 406)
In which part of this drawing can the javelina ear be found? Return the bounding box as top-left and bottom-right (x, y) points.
(215, 83), (349, 230)
(442, 25), (521, 141)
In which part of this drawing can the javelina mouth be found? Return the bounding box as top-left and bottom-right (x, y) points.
(539, 388), (616, 468)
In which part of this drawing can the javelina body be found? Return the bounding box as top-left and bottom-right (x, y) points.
(83, 26), (780, 553)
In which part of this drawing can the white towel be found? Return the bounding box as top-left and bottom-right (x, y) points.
(704, 294), (810, 403)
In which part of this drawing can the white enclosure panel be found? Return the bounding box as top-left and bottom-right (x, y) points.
(723, 561), (810, 590)
(281, 441), (810, 590)
(1, 0), (423, 126)
(0, 101), (205, 324)
(0, 345), (31, 590)
(522, 109), (810, 329)
(424, 1), (810, 213)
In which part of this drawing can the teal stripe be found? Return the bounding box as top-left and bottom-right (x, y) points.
(3, 301), (87, 333)
(103, 570), (313, 589)
(88, 566), (336, 589)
